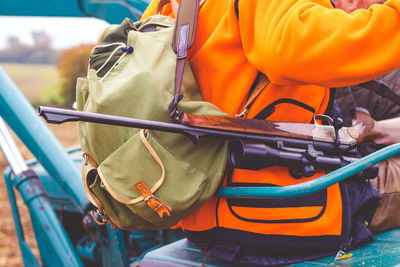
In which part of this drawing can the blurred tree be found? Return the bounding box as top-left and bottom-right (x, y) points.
(1, 35), (31, 63)
(57, 44), (94, 106)
(6, 35), (22, 47)
(31, 30), (52, 50)
(0, 31), (59, 64)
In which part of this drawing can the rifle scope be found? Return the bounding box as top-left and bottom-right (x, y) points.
(228, 140), (379, 179)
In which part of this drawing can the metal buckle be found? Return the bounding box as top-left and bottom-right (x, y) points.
(144, 194), (163, 212)
(90, 210), (106, 225)
(83, 153), (89, 165)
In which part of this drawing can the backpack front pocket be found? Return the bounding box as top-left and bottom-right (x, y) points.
(226, 186), (327, 223)
(94, 129), (208, 229)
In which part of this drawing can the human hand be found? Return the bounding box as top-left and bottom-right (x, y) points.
(331, 0), (386, 13)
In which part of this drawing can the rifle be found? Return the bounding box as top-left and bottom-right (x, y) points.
(38, 106), (379, 179)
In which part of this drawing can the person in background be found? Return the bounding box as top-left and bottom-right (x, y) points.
(332, 0), (400, 235)
(142, 0), (400, 265)
(336, 68), (400, 234)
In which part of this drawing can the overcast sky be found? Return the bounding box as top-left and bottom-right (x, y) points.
(0, 16), (110, 49)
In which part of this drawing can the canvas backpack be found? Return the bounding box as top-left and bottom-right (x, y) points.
(76, 0), (229, 230)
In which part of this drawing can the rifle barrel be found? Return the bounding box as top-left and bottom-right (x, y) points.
(38, 106), (355, 154)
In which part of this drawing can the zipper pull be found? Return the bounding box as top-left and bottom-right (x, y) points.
(334, 237), (353, 261)
(235, 108), (249, 118)
(334, 250), (353, 261)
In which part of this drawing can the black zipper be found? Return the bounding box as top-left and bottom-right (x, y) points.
(338, 182), (352, 252)
(253, 98), (315, 120)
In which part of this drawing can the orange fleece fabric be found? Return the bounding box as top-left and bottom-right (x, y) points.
(142, 0), (400, 234)
(142, 0), (400, 119)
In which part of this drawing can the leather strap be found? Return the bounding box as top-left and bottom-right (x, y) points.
(173, 0), (198, 52)
(169, 0), (200, 122)
(135, 181), (172, 218)
(82, 152), (98, 168)
(360, 79), (400, 107)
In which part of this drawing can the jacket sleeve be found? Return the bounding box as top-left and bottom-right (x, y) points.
(238, 0), (400, 87)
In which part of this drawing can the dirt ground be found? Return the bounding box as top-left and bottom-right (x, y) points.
(0, 121), (79, 267)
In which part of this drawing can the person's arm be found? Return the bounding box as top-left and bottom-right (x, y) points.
(350, 107), (400, 145)
(238, 0), (400, 87)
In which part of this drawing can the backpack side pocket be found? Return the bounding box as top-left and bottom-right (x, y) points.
(76, 77), (89, 111)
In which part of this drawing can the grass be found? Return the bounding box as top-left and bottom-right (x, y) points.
(1, 63), (62, 104)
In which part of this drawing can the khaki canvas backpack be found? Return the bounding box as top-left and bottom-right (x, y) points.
(76, 0), (229, 230)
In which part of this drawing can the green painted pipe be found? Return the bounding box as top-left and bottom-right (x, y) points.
(218, 143), (400, 198)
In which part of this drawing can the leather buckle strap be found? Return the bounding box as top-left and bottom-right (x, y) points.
(135, 180), (172, 218)
(90, 209), (118, 228)
(169, 0), (199, 122)
(172, 0), (199, 53)
(82, 152), (98, 168)
(169, 57), (186, 122)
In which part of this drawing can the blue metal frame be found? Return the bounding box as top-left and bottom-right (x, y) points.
(3, 169), (41, 267)
(0, 0), (151, 23)
(0, 2), (150, 264)
(9, 171), (84, 267)
(2, 146), (131, 267)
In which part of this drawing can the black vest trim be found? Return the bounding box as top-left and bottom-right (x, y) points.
(234, 0), (239, 20)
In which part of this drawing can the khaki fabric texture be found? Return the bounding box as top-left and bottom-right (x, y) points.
(370, 156), (400, 234)
(77, 16), (229, 230)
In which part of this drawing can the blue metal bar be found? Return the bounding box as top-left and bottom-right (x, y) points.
(0, 0), (151, 24)
(3, 171), (41, 267)
(83, 0), (151, 22)
(105, 226), (129, 267)
(0, 117), (28, 174)
(218, 143), (400, 198)
(1, 108), (83, 266)
(13, 172), (84, 267)
(0, 0), (86, 17)
(0, 66), (88, 211)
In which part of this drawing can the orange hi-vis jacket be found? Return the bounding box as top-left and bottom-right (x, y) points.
(142, 0), (400, 264)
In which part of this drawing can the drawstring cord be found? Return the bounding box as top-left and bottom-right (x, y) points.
(88, 42), (133, 81)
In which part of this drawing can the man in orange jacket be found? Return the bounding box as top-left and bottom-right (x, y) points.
(142, 0), (400, 265)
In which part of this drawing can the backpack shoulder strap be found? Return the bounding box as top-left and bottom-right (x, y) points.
(169, 0), (200, 122)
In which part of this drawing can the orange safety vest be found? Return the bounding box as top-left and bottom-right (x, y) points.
(142, 0), (383, 264)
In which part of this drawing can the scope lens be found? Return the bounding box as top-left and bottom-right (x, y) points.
(228, 140), (245, 168)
